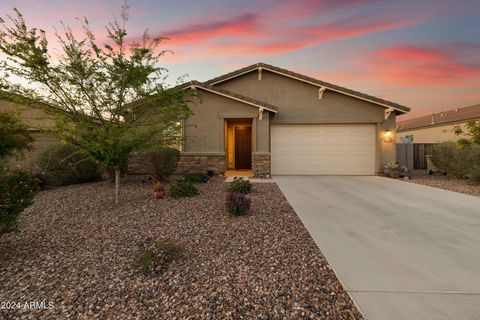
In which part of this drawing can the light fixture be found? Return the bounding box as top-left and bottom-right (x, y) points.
(384, 130), (393, 143)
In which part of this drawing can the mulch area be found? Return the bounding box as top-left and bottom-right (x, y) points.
(0, 177), (362, 319)
(405, 170), (480, 197)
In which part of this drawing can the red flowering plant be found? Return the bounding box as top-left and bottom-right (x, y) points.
(226, 192), (251, 216)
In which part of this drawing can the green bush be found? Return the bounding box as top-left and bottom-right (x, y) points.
(0, 166), (38, 234)
(147, 148), (180, 180)
(0, 111), (34, 159)
(137, 236), (184, 275)
(462, 145), (480, 181)
(431, 143), (462, 176)
(431, 142), (480, 181)
(183, 173), (208, 184)
(226, 192), (251, 216)
(38, 144), (101, 186)
(226, 178), (252, 194)
(168, 180), (198, 198)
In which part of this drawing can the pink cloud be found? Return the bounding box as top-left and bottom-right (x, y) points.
(297, 17), (416, 47)
(269, 0), (374, 20)
(375, 46), (446, 63)
(162, 13), (259, 46)
(162, 15), (418, 63)
(367, 45), (480, 86)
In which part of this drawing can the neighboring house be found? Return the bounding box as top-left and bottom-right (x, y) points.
(156, 63), (410, 177)
(396, 104), (480, 143)
(0, 94), (59, 167)
(395, 103), (480, 171)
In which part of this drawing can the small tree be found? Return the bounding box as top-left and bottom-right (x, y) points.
(454, 121), (480, 145)
(0, 5), (194, 204)
(0, 110), (33, 160)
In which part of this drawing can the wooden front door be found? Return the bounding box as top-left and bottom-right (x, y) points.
(234, 126), (252, 169)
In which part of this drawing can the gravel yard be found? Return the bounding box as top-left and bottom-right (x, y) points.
(406, 170), (480, 197)
(0, 178), (362, 319)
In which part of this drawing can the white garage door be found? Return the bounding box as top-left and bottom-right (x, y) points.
(271, 124), (376, 175)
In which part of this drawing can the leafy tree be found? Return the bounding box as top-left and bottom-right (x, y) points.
(0, 5), (194, 204)
(454, 121), (480, 145)
(0, 110), (33, 160)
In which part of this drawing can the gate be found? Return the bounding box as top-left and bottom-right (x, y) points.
(413, 144), (433, 169)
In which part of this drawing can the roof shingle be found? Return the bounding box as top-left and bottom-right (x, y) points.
(397, 104), (480, 131)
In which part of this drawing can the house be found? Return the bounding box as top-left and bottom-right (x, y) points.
(396, 103), (480, 143)
(0, 93), (59, 167)
(165, 63), (410, 177)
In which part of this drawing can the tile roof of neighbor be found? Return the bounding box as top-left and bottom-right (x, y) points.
(397, 104), (480, 131)
(204, 62), (410, 114)
(180, 80), (278, 113)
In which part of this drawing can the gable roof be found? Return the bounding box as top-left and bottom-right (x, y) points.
(205, 62), (410, 114)
(180, 80), (278, 113)
(397, 103), (480, 131)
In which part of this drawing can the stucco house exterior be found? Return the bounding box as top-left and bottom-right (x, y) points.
(396, 104), (480, 144)
(0, 94), (59, 167)
(168, 63), (410, 177)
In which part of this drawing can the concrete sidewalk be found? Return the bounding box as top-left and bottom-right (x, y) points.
(275, 176), (480, 320)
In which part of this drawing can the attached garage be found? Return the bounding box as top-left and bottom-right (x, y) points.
(271, 124), (376, 175)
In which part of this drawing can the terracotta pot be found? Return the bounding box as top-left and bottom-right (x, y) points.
(154, 190), (165, 199)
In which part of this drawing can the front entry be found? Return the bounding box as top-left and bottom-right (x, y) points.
(225, 119), (252, 170)
(234, 126), (252, 169)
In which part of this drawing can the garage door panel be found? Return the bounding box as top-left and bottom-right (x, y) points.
(271, 124), (376, 175)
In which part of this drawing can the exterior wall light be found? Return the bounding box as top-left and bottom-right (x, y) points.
(384, 130), (393, 143)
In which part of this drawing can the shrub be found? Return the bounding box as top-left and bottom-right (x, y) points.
(0, 166), (38, 234)
(183, 173), (208, 184)
(227, 178), (252, 194)
(431, 143), (466, 177)
(431, 142), (480, 181)
(168, 180), (198, 198)
(38, 144), (101, 186)
(147, 148), (180, 180)
(0, 111), (34, 159)
(226, 192), (251, 216)
(457, 138), (471, 147)
(461, 145), (480, 182)
(386, 161), (399, 170)
(137, 236), (183, 275)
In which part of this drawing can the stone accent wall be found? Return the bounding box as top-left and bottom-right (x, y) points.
(128, 153), (226, 175)
(128, 154), (154, 175)
(175, 154), (226, 175)
(252, 154), (271, 178)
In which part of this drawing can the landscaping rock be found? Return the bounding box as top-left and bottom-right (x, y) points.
(0, 178), (363, 319)
(408, 170), (480, 197)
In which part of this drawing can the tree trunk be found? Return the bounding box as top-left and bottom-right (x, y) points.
(114, 165), (120, 205)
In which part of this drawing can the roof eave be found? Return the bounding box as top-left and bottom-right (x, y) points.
(206, 63), (410, 114)
(181, 80), (278, 114)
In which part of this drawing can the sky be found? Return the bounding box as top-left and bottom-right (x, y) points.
(1, 0), (479, 120)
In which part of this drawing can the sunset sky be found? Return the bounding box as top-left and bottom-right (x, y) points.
(1, 0), (479, 119)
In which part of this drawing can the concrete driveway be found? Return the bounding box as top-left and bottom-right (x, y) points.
(275, 176), (480, 320)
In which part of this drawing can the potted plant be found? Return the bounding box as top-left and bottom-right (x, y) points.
(384, 161), (400, 178)
(152, 181), (166, 199)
